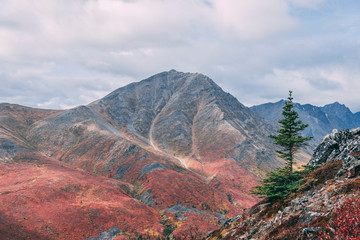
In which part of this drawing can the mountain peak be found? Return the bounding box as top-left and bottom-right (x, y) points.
(90, 71), (262, 157)
(156, 69), (214, 85)
(94, 70), (222, 111)
(323, 101), (346, 108)
(321, 101), (352, 115)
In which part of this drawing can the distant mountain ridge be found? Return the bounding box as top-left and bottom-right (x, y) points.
(321, 102), (360, 130)
(251, 100), (360, 149)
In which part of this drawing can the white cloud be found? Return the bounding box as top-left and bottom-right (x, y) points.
(0, 0), (359, 112)
(0, 0), (299, 80)
(211, 0), (297, 40)
(0, 0), (298, 55)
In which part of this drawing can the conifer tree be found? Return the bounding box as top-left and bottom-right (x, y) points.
(269, 90), (313, 173)
(251, 91), (313, 201)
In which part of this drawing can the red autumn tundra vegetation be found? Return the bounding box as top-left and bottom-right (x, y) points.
(0, 153), (163, 239)
(320, 192), (360, 240)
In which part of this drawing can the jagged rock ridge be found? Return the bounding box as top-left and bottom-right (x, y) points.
(309, 127), (360, 177)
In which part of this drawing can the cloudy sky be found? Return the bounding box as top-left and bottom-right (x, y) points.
(0, 0), (359, 112)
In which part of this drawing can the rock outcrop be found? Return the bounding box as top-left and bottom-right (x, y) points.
(309, 127), (360, 177)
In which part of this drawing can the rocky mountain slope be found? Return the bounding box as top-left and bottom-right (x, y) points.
(208, 127), (360, 240)
(0, 103), (61, 160)
(251, 101), (360, 150)
(0, 105), (163, 239)
(0, 70), (289, 239)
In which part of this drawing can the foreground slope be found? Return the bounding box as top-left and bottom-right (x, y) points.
(208, 127), (360, 239)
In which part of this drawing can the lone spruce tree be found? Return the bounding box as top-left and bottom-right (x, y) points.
(251, 91), (313, 201)
(270, 90), (312, 174)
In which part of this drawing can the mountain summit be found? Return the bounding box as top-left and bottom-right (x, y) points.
(90, 70), (279, 174)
